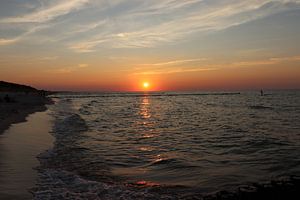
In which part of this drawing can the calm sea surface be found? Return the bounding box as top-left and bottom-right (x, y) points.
(35, 91), (300, 198)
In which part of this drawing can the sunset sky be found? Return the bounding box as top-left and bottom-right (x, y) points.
(0, 0), (300, 91)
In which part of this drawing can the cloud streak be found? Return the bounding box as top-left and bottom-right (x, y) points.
(0, 1), (90, 46)
(232, 55), (300, 67)
(0, 38), (19, 46)
(47, 63), (89, 74)
(132, 55), (300, 75)
(1, 0), (300, 52)
(142, 58), (208, 66)
(0, 0), (89, 23)
(69, 0), (300, 52)
(133, 67), (217, 75)
(0, 23), (54, 46)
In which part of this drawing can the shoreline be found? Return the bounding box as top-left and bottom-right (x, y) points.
(0, 108), (54, 199)
(0, 93), (52, 134)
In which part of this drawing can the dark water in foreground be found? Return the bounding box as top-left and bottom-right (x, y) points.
(36, 91), (300, 199)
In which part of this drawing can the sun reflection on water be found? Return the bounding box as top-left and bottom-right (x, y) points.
(140, 95), (151, 119)
(139, 146), (154, 151)
(134, 180), (160, 187)
(138, 95), (158, 138)
(141, 134), (156, 138)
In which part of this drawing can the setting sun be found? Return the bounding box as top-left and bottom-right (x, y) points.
(143, 82), (150, 89)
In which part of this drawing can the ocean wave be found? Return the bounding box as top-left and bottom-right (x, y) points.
(54, 114), (88, 133)
(32, 169), (185, 200)
(147, 158), (198, 171)
(249, 105), (273, 110)
(32, 169), (300, 200)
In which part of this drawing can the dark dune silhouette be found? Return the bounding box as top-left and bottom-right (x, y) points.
(0, 81), (38, 93)
(0, 81), (51, 134)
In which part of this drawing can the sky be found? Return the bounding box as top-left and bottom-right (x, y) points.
(0, 0), (300, 91)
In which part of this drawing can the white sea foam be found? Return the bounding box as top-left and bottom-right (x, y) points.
(33, 169), (177, 200)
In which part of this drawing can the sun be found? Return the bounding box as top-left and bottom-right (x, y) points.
(143, 82), (150, 89)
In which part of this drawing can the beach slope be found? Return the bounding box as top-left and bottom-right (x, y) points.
(0, 81), (51, 134)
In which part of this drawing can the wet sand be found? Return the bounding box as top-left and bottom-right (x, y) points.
(0, 110), (54, 199)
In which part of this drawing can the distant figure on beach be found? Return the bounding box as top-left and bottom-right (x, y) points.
(260, 89), (264, 96)
(4, 94), (11, 102)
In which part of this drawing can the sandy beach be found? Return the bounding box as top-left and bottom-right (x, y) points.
(0, 92), (51, 134)
(0, 104), (54, 199)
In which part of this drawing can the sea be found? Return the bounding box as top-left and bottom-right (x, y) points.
(34, 91), (300, 199)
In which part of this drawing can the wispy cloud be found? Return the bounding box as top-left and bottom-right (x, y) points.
(0, 1), (90, 46)
(47, 63), (89, 74)
(38, 56), (59, 61)
(48, 67), (74, 74)
(69, 0), (300, 52)
(233, 60), (277, 67)
(133, 67), (217, 75)
(0, 38), (19, 46)
(0, 0), (299, 52)
(232, 55), (300, 67)
(132, 57), (213, 75)
(0, 22), (55, 46)
(0, 0), (89, 23)
(142, 58), (208, 66)
(69, 38), (108, 53)
(67, 20), (107, 34)
(270, 55), (300, 62)
(132, 54), (300, 75)
(78, 63), (89, 68)
(108, 56), (131, 60)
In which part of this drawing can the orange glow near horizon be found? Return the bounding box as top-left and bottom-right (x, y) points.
(3, 65), (300, 92)
(134, 80), (157, 91)
(1, 61), (299, 92)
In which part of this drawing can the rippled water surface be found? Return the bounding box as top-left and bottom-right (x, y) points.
(43, 91), (300, 196)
